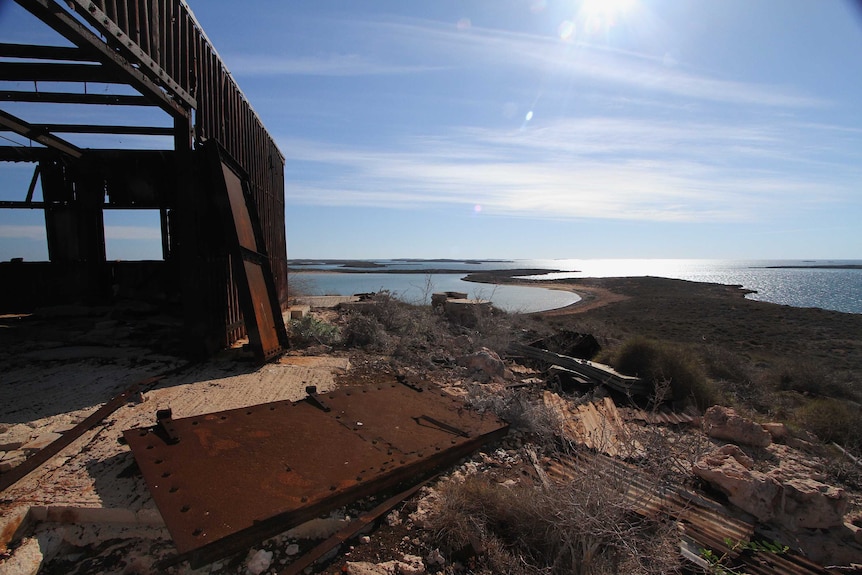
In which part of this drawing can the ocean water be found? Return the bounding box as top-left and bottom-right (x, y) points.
(290, 259), (862, 315)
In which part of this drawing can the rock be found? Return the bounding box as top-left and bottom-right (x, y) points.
(345, 555), (426, 575)
(716, 444), (754, 469)
(285, 543), (300, 556)
(458, 348), (512, 381)
(245, 548), (273, 575)
(426, 549), (446, 566)
(0, 451), (27, 473)
(762, 422), (788, 441)
(693, 447), (781, 521)
(694, 446), (849, 531)
(703, 406), (771, 447)
(781, 478), (848, 529)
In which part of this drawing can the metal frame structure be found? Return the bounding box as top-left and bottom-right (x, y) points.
(0, 0), (287, 357)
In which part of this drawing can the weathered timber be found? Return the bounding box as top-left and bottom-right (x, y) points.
(509, 341), (652, 397)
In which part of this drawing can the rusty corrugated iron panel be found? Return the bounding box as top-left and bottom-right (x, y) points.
(545, 454), (828, 575)
(618, 405), (699, 426)
(543, 392), (643, 458)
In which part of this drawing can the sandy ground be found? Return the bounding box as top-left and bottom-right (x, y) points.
(0, 309), (350, 574)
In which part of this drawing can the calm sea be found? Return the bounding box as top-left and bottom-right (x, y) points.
(289, 259), (862, 315)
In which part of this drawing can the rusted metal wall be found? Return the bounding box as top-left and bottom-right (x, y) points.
(71, 0), (288, 349)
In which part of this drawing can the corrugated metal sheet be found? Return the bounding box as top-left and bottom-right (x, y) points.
(546, 453), (829, 574)
(543, 392), (644, 458)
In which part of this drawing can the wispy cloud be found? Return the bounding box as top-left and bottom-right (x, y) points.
(224, 17), (819, 107)
(227, 53), (445, 77)
(279, 115), (855, 222)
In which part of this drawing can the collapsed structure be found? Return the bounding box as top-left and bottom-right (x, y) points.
(0, 0), (288, 358)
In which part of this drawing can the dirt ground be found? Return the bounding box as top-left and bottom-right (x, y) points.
(2, 279), (861, 574)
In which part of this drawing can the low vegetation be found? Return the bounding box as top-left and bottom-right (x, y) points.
(286, 285), (861, 573)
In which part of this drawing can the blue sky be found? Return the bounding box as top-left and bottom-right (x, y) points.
(2, 0), (861, 260)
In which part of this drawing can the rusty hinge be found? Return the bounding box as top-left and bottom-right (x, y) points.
(304, 386), (331, 412)
(414, 415), (470, 438)
(156, 408), (180, 444)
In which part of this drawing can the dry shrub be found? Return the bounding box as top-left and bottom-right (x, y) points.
(466, 385), (559, 445)
(428, 473), (678, 575)
(610, 337), (721, 410)
(288, 315), (341, 347)
(794, 398), (861, 447)
(342, 313), (391, 350)
(341, 291), (448, 358)
(772, 360), (859, 401)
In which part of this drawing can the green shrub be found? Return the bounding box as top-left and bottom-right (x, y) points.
(611, 337), (721, 410)
(288, 315), (340, 347)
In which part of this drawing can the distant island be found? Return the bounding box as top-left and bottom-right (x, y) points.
(761, 264), (862, 270)
(286, 259), (542, 275)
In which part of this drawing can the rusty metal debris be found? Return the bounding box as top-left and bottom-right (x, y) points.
(279, 475), (439, 575)
(509, 342), (652, 398)
(124, 381), (508, 568)
(547, 454), (829, 575)
(543, 392), (644, 459)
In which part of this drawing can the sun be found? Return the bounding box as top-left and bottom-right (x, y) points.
(580, 0), (636, 21)
(577, 0), (636, 35)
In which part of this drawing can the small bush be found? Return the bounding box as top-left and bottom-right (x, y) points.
(794, 398), (861, 447)
(772, 361), (859, 401)
(342, 313), (391, 351)
(288, 315), (340, 347)
(611, 337), (721, 410)
(428, 473), (677, 575)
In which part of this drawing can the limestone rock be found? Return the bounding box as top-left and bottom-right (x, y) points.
(246, 548), (273, 575)
(703, 406), (771, 447)
(692, 447), (781, 521)
(781, 478), (848, 530)
(459, 348), (512, 381)
(762, 422), (788, 442)
(694, 446), (849, 531)
(345, 555), (426, 575)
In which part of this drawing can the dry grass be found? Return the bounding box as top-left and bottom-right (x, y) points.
(427, 470), (679, 575)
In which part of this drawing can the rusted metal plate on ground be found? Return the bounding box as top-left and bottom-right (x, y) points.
(124, 382), (508, 567)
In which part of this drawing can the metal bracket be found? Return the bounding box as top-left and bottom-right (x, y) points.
(414, 415), (470, 438)
(396, 373), (424, 393)
(304, 386), (331, 413)
(156, 408), (180, 444)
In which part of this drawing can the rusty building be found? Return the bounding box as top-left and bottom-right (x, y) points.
(0, 0), (288, 359)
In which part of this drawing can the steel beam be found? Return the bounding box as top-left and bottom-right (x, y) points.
(0, 61), (118, 83)
(0, 146), (58, 162)
(13, 0), (191, 119)
(0, 90), (153, 106)
(0, 42), (94, 61)
(34, 123), (174, 136)
(64, 0), (196, 109)
(0, 109), (82, 158)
